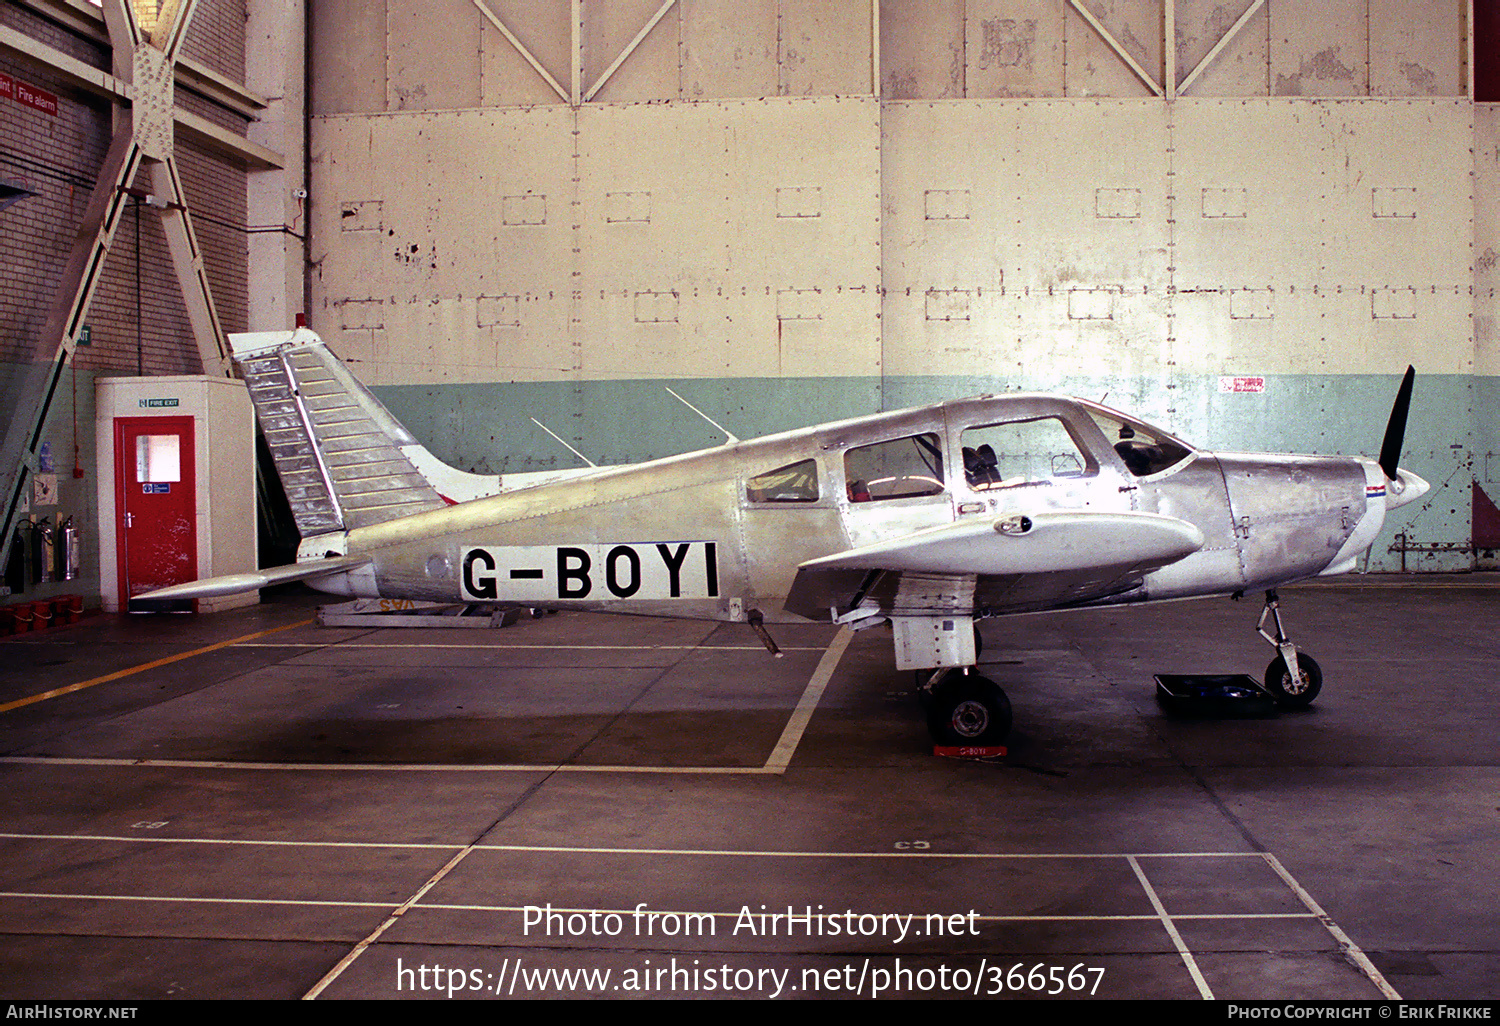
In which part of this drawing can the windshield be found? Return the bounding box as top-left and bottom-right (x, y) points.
(1076, 400), (1195, 478)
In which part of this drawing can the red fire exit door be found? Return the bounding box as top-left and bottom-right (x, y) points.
(114, 416), (197, 611)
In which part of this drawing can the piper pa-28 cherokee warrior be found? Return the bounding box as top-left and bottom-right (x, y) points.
(146, 328), (1427, 747)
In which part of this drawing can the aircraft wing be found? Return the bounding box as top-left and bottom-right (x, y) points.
(784, 510), (1205, 620)
(136, 554), (374, 601)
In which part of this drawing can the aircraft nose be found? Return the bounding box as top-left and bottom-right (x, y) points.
(1385, 467), (1429, 511)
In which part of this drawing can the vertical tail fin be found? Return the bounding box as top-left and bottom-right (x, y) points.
(230, 329), (477, 535)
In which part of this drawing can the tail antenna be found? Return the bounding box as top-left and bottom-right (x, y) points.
(530, 418), (597, 468)
(665, 387), (739, 444)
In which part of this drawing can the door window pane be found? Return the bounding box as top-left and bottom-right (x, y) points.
(960, 418), (1093, 490)
(135, 434), (181, 483)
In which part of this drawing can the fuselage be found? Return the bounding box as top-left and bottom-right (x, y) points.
(312, 393), (1402, 625)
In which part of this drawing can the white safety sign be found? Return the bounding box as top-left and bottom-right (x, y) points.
(461, 542), (719, 602)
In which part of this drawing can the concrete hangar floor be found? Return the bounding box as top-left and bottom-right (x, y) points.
(0, 577), (1494, 1002)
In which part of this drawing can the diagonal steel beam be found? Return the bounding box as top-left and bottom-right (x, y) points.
(151, 0), (199, 62)
(0, 129), (145, 561)
(1, 0), (143, 555)
(150, 157), (232, 377)
(99, 0), (141, 65)
(472, 0), (570, 103)
(584, 0), (677, 102)
(1177, 0), (1266, 96)
(132, 0), (229, 376)
(1068, 0), (1164, 97)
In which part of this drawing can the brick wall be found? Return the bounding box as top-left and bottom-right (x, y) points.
(179, 0), (246, 85)
(1, 0), (253, 604)
(0, 0), (249, 376)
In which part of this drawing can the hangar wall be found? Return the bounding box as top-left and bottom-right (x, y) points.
(308, 0), (1491, 572)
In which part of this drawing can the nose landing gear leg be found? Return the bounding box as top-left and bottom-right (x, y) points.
(1257, 589), (1323, 708)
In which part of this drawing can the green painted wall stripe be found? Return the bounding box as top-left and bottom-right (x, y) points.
(376, 371), (1494, 573)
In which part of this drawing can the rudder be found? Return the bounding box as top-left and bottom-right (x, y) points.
(231, 328), (451, 535)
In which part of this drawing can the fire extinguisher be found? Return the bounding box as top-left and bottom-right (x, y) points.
(57, 516), (79, 582)
(30, 517), (54, 585)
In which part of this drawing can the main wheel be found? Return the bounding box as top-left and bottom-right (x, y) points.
(1264, 652), (1322, 709)
(927, 671), (1012, 745)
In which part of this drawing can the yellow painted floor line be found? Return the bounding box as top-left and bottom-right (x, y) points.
(0, 618), (316, 714)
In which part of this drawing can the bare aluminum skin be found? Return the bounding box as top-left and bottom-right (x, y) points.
(332, 394), (1398, 621)
(147, 331), (1429, 676)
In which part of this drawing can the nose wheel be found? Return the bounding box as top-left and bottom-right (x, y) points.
(1257, 590), (1322, 708)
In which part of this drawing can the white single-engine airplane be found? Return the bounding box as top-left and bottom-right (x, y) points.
(146, 328), (1427, 746)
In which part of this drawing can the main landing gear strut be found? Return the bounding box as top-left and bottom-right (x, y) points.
(920, 626), (1012, 745)
(1257, 589), (1322, 708)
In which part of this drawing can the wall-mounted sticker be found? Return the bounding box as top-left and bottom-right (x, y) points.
(1217, 377), (1267, 393)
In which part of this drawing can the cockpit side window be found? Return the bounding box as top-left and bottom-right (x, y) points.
(747, 458), (819, 503)
(960, 417), (1096, 490)
(1085, 409), (1193, 478)
(844, 433), (945, 502)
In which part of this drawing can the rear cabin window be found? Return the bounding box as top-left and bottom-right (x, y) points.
(747, 458), (819, 503)
(845, 433), (945, 502)
(961, 417), (1094, 490)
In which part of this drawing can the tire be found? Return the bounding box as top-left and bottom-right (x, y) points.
(927, 672), (1012, 745)
(1264, 652), (1322, 709)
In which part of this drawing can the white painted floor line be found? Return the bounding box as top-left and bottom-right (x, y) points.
(0, 837), (1368, 1004)
(1262, 852), (1403, 1001)
(412, 904), (1312, 924)
(0, 889), (1317, 926)
(473, 843), (1269, 859)
(763, 627), (853, 773)
(0, 890), (393, 908)
(1128, 855), (1216, 1001)
(0, 832), (1268, 858)
(0, 831), (458, 849)
(0, 755), (775, 774)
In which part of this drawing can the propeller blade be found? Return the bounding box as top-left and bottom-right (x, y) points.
(1378, 365), (1415, 481)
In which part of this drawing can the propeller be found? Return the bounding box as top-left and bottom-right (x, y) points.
(1377, 365), (1415, 482)
(1373, 365), (1428, 511)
